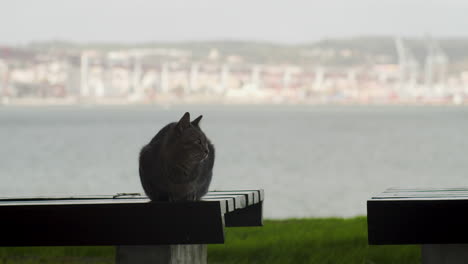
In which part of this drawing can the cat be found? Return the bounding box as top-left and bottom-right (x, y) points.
(139, 112), (215, 202)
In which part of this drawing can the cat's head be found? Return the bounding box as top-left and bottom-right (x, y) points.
(171, 112), (210, 162)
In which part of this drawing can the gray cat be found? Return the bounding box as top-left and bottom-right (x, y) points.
(139, 112), (215, 201)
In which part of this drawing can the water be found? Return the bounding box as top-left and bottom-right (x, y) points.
(0, 105), (467, 218)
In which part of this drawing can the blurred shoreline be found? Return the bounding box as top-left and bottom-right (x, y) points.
(1, 38), (468, 107)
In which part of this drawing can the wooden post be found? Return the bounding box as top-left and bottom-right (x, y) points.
(116, 245), (207, 264)
(421, 244), (468, 264)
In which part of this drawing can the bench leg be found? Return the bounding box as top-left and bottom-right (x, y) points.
(421, 244), (468, 264)
(116, 245), (207, 264)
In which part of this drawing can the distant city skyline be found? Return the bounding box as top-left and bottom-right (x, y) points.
(1, 0), (468, 45)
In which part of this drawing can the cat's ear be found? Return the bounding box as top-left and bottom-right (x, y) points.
(176, 112), (191, 132)
(191, 115), (203, 127)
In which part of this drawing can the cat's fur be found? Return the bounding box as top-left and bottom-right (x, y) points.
(139, 112), (215, 201)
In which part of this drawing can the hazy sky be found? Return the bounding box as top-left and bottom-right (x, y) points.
(2, 0), (467, 44)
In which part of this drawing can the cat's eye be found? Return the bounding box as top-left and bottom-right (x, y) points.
(196, 139), (202, 144)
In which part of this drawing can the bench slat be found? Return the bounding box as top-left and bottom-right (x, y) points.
(204, 194), (247, 209)
(209, 191), (258, 205)
(211, 190), (264, 203)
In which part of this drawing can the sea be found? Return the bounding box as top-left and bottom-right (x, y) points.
(0, 104), (467, 219)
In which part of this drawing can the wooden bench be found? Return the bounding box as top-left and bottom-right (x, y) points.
(367, 188), (468, 264)
(0, 189), (264, 264)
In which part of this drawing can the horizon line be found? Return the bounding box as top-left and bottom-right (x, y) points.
(3, 34), (468, 47)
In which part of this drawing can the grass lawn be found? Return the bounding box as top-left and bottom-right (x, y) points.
(0, 217), (419, 264)
(209, 217), (419, 264)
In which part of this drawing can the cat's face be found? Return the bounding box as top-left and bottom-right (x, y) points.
(172, 112), (210, 162)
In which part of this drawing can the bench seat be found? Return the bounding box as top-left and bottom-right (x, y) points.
(368, 187), (468, 245)
(0, 190), (264, 247)
(368, 188), (468, 264)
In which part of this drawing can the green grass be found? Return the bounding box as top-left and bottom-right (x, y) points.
(209, 217), (419, 264)
(0, 246), (114, 264)
(0, 217), (419, 264)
